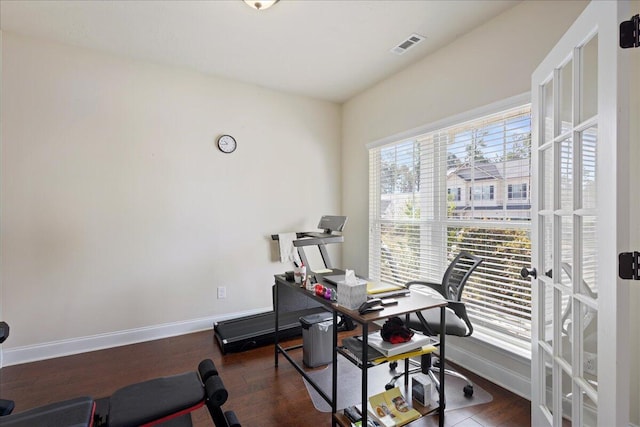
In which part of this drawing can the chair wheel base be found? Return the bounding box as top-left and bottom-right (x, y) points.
(463, 384), (474, 397)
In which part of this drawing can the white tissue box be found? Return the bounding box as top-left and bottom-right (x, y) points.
(337, 281), (367, 310)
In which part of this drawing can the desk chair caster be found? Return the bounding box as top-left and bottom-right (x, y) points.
(431, 357), (474, 397)
(384, 354), (475, 397)
(463, 384), (474, 397)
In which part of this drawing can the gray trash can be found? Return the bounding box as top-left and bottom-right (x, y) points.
(300, 312), (333, 368)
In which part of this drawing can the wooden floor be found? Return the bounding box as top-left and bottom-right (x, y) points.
(0, 329), (530, 426)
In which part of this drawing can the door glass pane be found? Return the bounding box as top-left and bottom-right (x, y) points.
(582, 389), (597, 427)
(581, 126), (597, 209)
(542, 215), (553, 275)
(560, 215), (573, 287)
(580, 35), (598, 122)
(560, 59), (573, 135)
(561, 367), (573, 425)
(542, 147), (554, 210)
(581, 303), (598, 392)
(543, 80), (554, 142)
(543, 350), (554, 417)
(581, 215), (598, 297)
(559, 291), (573, 365)
(560, 138), (573, 211)
(542, 281), (554, 346)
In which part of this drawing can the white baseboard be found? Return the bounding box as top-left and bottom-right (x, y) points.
(445, 340), (532, 401)
(1, 307), (271, 367)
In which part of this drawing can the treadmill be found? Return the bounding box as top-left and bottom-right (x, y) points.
(214, 216), (349, 354)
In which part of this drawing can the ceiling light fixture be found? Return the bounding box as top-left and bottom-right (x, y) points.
(243, 0), (279, 10)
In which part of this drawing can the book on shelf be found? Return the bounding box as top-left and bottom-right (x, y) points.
(367, 387), (421, 427)
(359, 331), (433, 357)
(343, 405), (382, 427)
(341, 337), (386, 365)
(350, 419), (382, 427)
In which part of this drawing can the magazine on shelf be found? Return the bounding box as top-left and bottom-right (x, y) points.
(367, 387), (421, 427)
(358, 332), (432, 357)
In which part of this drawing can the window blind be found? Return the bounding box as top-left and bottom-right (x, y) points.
(369, 104), (532, 344)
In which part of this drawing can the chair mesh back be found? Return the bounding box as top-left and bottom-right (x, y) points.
(441, 252), (483, 301)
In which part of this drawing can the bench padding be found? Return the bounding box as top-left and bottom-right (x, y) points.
(0, 396), (93, 427)
(108, 371), (204, 427)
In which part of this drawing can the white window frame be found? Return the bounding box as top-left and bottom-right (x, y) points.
(367, 93), (533, 353)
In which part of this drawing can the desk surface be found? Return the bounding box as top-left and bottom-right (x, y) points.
(274, 274), (447, 324)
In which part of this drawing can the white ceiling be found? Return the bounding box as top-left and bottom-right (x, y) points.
(0, 0), (520, 103)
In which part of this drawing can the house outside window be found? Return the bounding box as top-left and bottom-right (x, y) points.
(368, 103), (532, 348)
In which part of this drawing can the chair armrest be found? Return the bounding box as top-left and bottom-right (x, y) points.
(446, 301), (473, 337)
(406, 281), (445, 298)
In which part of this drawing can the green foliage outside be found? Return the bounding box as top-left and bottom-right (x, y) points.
(448, 226), (532, 321)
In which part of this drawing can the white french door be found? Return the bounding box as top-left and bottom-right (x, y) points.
(530, 1), (631, 426)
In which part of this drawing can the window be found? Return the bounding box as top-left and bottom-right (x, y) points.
(447, 187), (461, 201)
(368, 103), (532, 346)
(470, 184), (494, 201)
(508, 183), (528, 200)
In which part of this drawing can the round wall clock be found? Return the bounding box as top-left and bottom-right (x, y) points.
(217, 135), (237, 153)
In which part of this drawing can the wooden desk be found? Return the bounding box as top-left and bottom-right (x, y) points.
(273, 274), (448, 427)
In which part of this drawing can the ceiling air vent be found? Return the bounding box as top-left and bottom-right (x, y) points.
(390, 33), (425, 55)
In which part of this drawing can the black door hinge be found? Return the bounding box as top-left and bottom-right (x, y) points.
(0, 321), (9, 344)
(619, 251), (640, 279)
(620, 14), (639, 49)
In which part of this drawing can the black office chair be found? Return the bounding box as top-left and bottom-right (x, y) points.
(386, 251), (483, 397)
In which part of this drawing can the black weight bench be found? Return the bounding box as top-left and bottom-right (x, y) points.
(0, 359), (240, 427)
(0, 396), (95, 427)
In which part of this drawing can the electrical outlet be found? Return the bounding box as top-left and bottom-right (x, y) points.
(217, 286), (227, 299)
(584, 352), (597, 376)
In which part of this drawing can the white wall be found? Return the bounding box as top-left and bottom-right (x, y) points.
(0, 32), (342, 364)
(341, 0), (589, 400)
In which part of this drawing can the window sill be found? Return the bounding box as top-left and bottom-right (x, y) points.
(466, 325), (532, 361)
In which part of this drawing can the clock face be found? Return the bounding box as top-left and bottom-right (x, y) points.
(217, 135), (237, 153)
